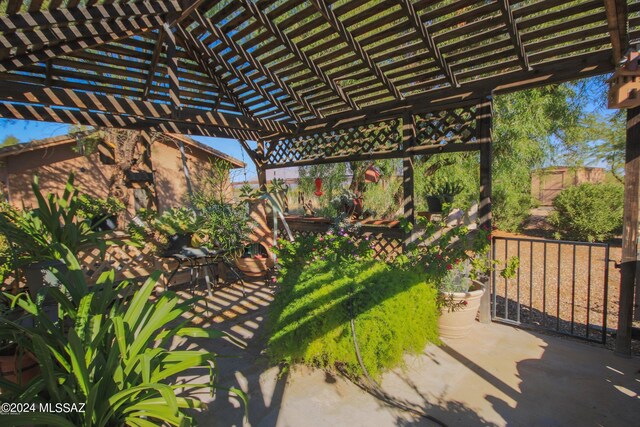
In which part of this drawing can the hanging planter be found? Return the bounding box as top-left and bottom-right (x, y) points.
(364, 165), (381, 183)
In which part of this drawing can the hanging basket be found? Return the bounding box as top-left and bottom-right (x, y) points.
(364, 165), (381, 183)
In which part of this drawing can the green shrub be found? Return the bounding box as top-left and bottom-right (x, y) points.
(269, 233), (439, 379)
(549, 183), (624, 242)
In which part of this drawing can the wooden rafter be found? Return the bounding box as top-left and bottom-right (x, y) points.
(193, 10), (321, 119)
(0, 0), (181, 34)
(175, 22), (302, 123)
(309, 0), (403, 101)
(0, 15), (167, 73)
(237, 0), (358, 111)
(0, 80), (292, 135)
(0, 102), (260, 140)
(603, 0), (629, 63)
(395, 0), (458, 87)
(498, 0), (530, 70)
(289, 49), (614, 138)
(164, 23), (181, 118)
(142, 29), (166, 101)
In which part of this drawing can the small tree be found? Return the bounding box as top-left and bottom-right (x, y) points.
(548, 183), (624, 242)
(1, 135), (19, 147)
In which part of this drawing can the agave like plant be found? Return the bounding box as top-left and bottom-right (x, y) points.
(0, 246), (245, 426)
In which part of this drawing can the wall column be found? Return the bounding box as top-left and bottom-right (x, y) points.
(477, 97), (493, 324)
(616, 106), (640, 356)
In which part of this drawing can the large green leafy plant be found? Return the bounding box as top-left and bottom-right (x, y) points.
(0, 174), (110, 272)
(0, 247), (240, 426)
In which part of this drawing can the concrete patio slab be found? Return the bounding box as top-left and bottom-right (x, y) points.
(179, 281), (640, 427)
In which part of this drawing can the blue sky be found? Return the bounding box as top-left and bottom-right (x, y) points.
(0, 119), (258, 182)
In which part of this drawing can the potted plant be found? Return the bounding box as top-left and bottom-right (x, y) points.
(0, 302), (39, 392)
(128, 207), (198, 256)
(425, 178), (464, 213)
(76, 194), (126, 231)
(331, 189), (364, 219)
(437, 260), (486, 338)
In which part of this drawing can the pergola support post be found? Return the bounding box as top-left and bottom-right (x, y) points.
(477, 97), (493, 324)
(402, 113), (416, 249)
(615, 106), (640, 356)
(257, 140), (267, 192)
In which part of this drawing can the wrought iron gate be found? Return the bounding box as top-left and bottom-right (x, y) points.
(491, 236), (612, 344)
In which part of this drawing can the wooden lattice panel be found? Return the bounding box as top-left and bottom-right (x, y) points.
(266, 118), (401, 166)
(414, 105), (478, 148)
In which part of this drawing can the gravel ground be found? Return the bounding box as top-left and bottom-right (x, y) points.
(491, 231), (640, 354)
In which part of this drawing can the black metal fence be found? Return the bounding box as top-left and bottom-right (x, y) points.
(491, 236), (611, 344)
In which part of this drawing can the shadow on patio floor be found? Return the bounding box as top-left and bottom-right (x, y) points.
(173, 280), (640, 426)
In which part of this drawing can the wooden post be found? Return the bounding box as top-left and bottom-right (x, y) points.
(403, 113), (416, 249)
(615, 106), (640, 356)
(257, 140), (267, 192)
(477, 97), (493, 324)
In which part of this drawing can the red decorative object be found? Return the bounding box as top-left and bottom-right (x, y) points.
(364, 165), (381, 183)
(314, 177), (324, 196)
(608, 50), (640, 109)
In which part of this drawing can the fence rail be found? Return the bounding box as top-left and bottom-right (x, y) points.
(491, 236), (611, 344)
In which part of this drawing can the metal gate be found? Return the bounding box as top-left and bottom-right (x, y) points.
(491, 236), (611, 344)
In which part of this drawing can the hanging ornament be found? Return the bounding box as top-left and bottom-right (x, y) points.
(314, 177), (324, 196)
(365, 164), (381, 183)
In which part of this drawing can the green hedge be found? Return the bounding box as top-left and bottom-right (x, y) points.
(268, 249), (439, 379)
(549, 182), (624, 242)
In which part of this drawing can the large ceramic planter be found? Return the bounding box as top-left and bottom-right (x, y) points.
(438, 281), (485, 339)
(235, 243), (274, 277)
(0, 350), (39, 392)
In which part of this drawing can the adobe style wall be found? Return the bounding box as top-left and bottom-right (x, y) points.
(1, 138), (233, 214)
(1, 141), (114, 209)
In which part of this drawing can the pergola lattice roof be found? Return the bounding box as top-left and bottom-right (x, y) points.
(0, 0), (634, 143)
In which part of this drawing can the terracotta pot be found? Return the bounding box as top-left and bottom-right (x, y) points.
(438, 281), (485, 339)
(235, 255), (275, 277)
(235, 243), (275, 277)
(0, 351), (39, 392)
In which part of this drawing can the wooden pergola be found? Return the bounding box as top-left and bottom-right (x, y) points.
(0, 1), (637, 353)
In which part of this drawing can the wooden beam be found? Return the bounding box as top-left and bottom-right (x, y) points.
(163, 23), (181, 119)
(0, 15), (166, 73)
(395, 0), (458, 87)
(171, 0), (208, 25)
(0, 14), (166, 61)
(292, 50), (614, 137)
(498, 0), (530, 71)
(0, 102), (261, 140)
(174, 23), (301, 123)
(615, 105), (640, 357)
(603, 0), (629, 63)
(237, 0), (357, 111)
(0, 81), (286, 134)
(477, 97), (493, 325)
(142, 29), (166, 101)
(193, 11), (321, 119)
(0, 0), (181, 34)
(309, 0), (403, 101)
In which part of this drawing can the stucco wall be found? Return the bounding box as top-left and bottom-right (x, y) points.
(153, 139), (232, 212)
(3, 142), (114, 209)
(3, 138), (233, 214)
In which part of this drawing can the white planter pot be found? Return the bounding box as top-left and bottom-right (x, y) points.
(438, 281), (485, 339)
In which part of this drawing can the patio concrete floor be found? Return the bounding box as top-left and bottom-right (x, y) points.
(177, 281), (640, 427)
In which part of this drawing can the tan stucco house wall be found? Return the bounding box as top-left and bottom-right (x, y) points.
(0, 133), (243, 213)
